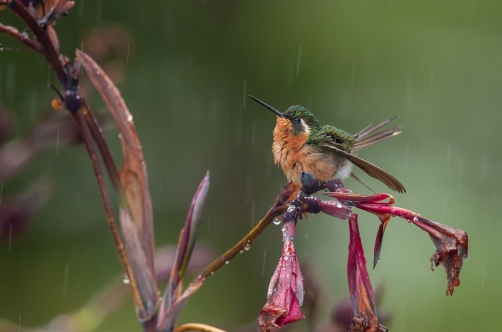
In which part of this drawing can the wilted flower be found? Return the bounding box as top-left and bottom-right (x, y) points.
(258, 221), (305, 331)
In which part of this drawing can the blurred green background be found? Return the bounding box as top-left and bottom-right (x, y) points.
(1, 0), (500, 331)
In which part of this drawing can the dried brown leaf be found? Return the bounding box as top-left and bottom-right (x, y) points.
(77, 50), (158, 319)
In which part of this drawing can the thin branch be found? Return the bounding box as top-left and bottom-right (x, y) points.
(0, 22), (39, 51)
(72, 110), (144, 313)
(173, 323), (226, 332)
(81, 100), (124, 197)
(196, 202), (286, 281)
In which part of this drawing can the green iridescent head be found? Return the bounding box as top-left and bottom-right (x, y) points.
(248, 96), (321, 135)
(283, 105), (321, 134)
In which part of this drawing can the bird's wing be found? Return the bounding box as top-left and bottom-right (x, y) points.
(317, 127), (406, 193)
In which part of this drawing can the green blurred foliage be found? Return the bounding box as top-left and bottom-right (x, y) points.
(0, 0), (501, 331)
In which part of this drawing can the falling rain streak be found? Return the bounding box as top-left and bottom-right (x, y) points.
(127, 45), (130, 63)
(351, 62), (356, 85)
(79, 0), (85, 17)
(261, 248), (267, 277)
(296, 44), (302, 77)
(56, 126), (60, 154)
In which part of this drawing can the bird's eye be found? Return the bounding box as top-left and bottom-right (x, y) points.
(335, 137), (343, 144)
(293, 118), (301, 124)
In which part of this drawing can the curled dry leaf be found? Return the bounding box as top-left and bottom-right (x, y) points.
(77, 49), (158, 319)
(119, 208), (159, 319)
(414, 216), (468, 296)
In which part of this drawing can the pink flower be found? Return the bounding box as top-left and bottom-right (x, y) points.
(258, 221), (305, 331)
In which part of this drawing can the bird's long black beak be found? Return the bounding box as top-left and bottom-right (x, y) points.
(248, 95), (284, 118)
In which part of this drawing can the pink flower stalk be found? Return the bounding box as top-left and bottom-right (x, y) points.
(258, 221), (305, 332)
(326, 190), (468, 295)
(347, 214), (387, 332)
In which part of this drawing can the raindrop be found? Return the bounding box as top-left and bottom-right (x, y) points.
(244, 243), (251, 251)
(56, 125), (60, 154)
(0, 43), (3, 51)
(96, 70), (101, 75)
(304, 233), (308, 239)
(351, 61), (356, 85)
(210, 271), (214, 275)
(239, 250), (244, 254)
(79, 0), (85, 17)
(446, 145), (452, 173)
(123, 274), (130, 284)
(273, 219), (281, 225)
(127, 45), (130, 64)
(413, 217), (418, 222)
(225, 260), (230, 265)
(406, 71), (413, 110)
(197, 275), (202, 280)
(296, 43), (302, 77)
(208, 214), (211, 231)
(261, 248), (267, 278)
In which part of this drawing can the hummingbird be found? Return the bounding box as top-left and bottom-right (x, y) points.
(249, 96), (406, 193)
